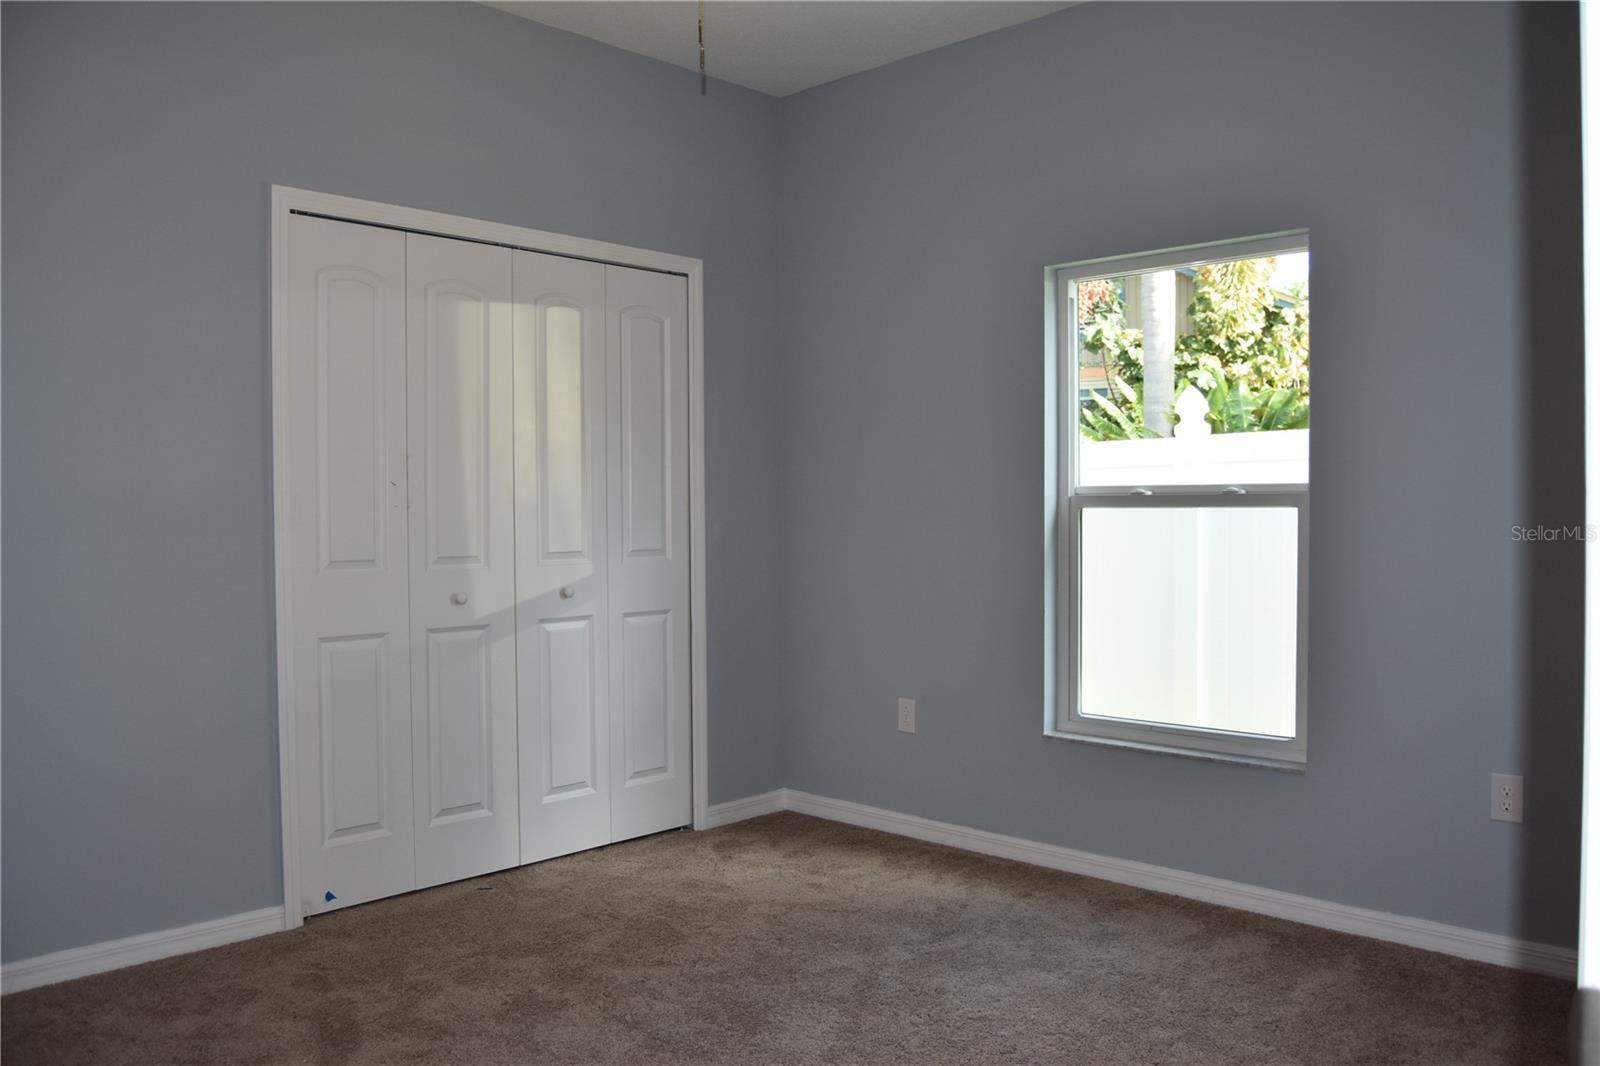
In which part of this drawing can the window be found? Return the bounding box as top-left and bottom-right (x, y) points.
(1045, 233), (1309, 766)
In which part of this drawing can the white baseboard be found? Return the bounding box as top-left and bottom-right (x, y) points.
(708, 787), (1577, 980)
(7, 790), (1576, 994)
(2, 906), (287, 995)
(704, 788), (788, 828)
(2, 789), (768, 995)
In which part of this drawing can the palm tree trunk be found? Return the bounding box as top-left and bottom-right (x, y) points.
(1140, 271), (1176, 436)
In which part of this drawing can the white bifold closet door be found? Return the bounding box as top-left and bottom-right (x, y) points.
(287, 215), (414, 914)
(405, 233), (519, 890)
(514, 258), (692, 858)
(288, 214), (690, 919)
(513, 251), (611, 863)
(602, 265), (692, 843)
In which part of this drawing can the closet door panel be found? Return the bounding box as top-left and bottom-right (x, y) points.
(287, 215), (415, 915)
(605, 266), (692, 843)
(406, 233), (520, 889)
(425, 625), (493, 818)
(514, 251), (611, 863)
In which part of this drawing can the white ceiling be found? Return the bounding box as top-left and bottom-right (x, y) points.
(483, 1), (1078, 98)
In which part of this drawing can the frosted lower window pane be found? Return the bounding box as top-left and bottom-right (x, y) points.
(1078, 507), (1298, 738)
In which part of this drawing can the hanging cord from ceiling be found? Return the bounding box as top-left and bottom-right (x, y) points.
(698, 0), (707, 95)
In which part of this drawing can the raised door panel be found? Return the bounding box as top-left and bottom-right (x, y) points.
(287, 215), (415, 915)
(318, 272), (387, 570)
(541, 305), (588, 559)
(539, 617), (598, 792)
(605, 266), (692, 843)
(425, 286), (490, 567)
(425, 626), (493, 821)
(319, 634), (389, 843)
(513, 251), (611, 864)
(406, 233), (519, 890)
(621, 311), (669, 557)
(621, 611), (671, 781)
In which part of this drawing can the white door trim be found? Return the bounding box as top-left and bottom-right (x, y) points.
(270, 185), (710, 930)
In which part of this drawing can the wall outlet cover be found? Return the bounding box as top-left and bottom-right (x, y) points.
(1490, 773), (1523, 823)
(897, 698), (916, 734)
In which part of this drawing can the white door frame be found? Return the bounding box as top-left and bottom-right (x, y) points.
(269, 185), (710, 930)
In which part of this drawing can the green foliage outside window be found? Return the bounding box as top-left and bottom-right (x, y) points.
(1077, 257), (1309, 441)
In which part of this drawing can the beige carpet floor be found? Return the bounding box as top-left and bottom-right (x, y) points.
(1, 812), (1573, 1065)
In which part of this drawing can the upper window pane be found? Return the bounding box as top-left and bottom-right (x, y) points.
(1074, 252), (1309, 488)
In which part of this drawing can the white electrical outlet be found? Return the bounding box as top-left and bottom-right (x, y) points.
(897, 697), (916, 734)
(1490, 773), (1523, 823)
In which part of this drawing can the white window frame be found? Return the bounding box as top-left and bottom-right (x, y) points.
(1045, 231), (1310, 769)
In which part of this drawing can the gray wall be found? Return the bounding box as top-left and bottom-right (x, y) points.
(1, 2), (784, 961)
(4, 0), (1585, 965)
(775, 1), (1585, 947)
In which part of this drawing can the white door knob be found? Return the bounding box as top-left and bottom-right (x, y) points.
(560, 586), (576, 600)
(450, 592), (469, 606)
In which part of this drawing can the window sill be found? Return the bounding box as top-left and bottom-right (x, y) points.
(1042, 728), (1307, 772)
